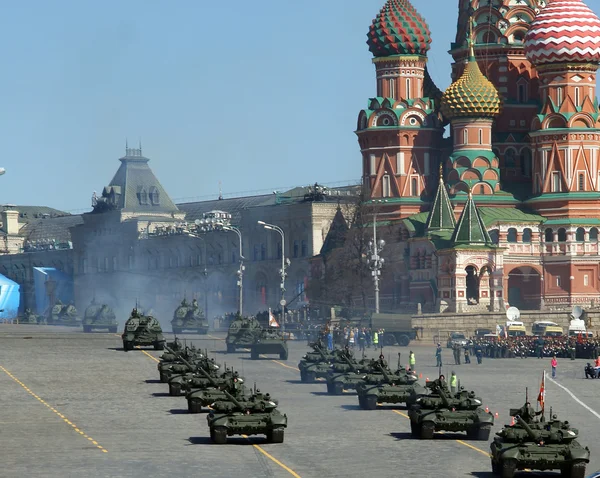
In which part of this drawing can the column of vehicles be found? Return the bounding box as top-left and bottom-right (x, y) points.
(224, 312), (288, 360)
(153, 340), (287, 444)
(296, 337), (591, 477)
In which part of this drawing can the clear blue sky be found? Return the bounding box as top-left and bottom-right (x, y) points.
(1, 1), (598, 213)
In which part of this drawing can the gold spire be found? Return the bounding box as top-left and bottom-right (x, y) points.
(468, 16), (475, 59)
(439, 163), (444, 183)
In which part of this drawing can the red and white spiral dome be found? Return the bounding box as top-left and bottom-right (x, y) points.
(524, 0), (600, 65)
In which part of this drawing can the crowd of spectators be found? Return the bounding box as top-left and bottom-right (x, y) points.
(465, 335), (600, 359)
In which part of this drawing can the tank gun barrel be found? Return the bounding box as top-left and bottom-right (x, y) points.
(435, 382), (452, 408)
(341, 352), (359, 372)
(223, 389), (246, 409)
(378, 363), (392, 381)
(515, 415), (540, 442)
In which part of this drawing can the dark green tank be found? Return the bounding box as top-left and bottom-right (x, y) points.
(408, 378), (494, 440)
(326, 349), (373, 395)
(82, 300), (117, 333)
(171, 298), (209, 335)
(490, 402), (590, 478)
(225, 315), (262, 353)
(122, 307), (165, 351)
(250, 328), (288, 360)
(207, 388), (287, 444)
(298, 340), (333, 382)
(157, 344), (203, 382)
(46, 300), (81, 327)
(186, 369), (248, 413)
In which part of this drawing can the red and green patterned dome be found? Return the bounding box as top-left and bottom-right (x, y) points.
(367, 0), (432, 57)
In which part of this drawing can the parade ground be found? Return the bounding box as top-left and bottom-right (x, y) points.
(1, 325), (600, 478)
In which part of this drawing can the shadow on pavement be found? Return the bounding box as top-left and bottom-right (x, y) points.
(310, 391), (332, 397)
(145, 379), (162, 384)
(284, 380), (305, 385)
(389, 432), (413, 441)
(340, 404), (362, 411)
(187, 437), (212, 445)
(169, 409), (190, 415)
(468, 472), (496, 478)
(151, 392), (171, 398)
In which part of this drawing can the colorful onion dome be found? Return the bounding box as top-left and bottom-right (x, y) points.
(367, 0), (431, 57)
(440, 47), (502, 120)
(525, 0), (600, 66)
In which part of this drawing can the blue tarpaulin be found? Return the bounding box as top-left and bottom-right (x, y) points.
(33, 267), (74, 315)
(0, 274), (20, 319)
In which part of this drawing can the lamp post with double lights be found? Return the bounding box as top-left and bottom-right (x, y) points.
(366, 199), (388, 314)
(257, 220), (290, 333)
(195, 213), (244, 317)
(186, 231), (209, 319)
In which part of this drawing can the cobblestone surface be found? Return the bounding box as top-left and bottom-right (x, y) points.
(1, 325), (599, 477)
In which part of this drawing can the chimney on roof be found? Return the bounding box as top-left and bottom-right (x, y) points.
(1, 209), (19, 235)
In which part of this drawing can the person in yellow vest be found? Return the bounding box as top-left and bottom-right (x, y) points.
(409, 351), (416, 371)
(450, 371), (458, 395)
(373, 330), (379, 348)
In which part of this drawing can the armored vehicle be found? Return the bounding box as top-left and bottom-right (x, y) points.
(250, 329), (288, 360)
(159, 339), (185, 363)
(226, 316), (263, 353)
(82, 300), (118, 333)
(122, 308), (165, 351)
(158, 345), (203, 382)
(46, 300), (81, 327)
(207, 389), (287, 444)
(298, 341), (333, 382)
(326, 350), (373, 395)
(187, 369), (247, 413)
(490, 402), (590, 478)
(356, 354), (424, 410)
(171, 298), (209, 335)
(19, 308), (42, 325)
(165, 352), (221, 396)
(408, 378), (493, 440)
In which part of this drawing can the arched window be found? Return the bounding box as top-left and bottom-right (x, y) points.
(382, 175), (391, 197)
(463, 129), (468, 145)
(576, 227), (585, 242)
(406, 78), (411, 99)
(590, 228), (599, 241)
(293, 240), (299, 258)
(579, 173), (585, 191)
(478, 129), (483, 145)
(260, 243), (266, 261)
(575, 87), (580, 107)
(411, 177), (418, 197)
(489, 229), (500, 244)
(504, 149), (516, 167)
(301, 240), (308, 257)
(522, 228), (532, 243)
(557, 87), (563, 105)
(389, 79), (395, 98)
(520, 149), (532, 177)
(544, 228), (554, 243)
(507, 228), (518, 243)
(557, 228), (567, 242)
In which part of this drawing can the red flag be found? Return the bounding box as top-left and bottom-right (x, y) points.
(537, 372), (545, 412)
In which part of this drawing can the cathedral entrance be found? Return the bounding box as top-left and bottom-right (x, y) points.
(465, 266), (479, 304)
(507, 267), (541, 310)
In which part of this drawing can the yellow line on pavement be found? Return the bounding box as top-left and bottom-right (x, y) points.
(0, 365), (108, 453)
(271, 360), (299, 371)
(207, 334), (225, 341)
(242, 434), (301, 478)
(391, 410), (490, 457)
(139, 349), (160, 363)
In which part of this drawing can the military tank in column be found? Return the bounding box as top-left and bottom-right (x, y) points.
(82, 300), (118, 333)
(207, 388), (287, 444)
(408, 377), (493, 440)
(46, 300), (81, 327)
(250, 328), (288, 360)
(171, 298), (209, 335)
(490, 402), (590, 478)
(225, 315), (262, 353)
(122, 307), (165, 351)
(326, 348), (373, 395)
(298, 340), (333, 382)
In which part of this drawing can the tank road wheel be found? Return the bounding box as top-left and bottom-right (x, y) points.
(332, 382), (344, 395)
(326, 381), (333, 394)
(160, 372), (169, 383)
(154, 341), (165, 351)
(501, 459), (516, 478)
(226, 344), (235, 353)
(420, 421), (435, 439)
(169, 382), (182, 397)
(476, 423), (491, 441)
(279, 349), (288, 360)
(109, 326), (117, 334)
(212, 426), (227, 444)
(269, 427), (284, 444)
(123, 341), (133, 351)
(300, 370), (307, 382)
(491, 459), (499, 475)
(251, 349), (259, 360)
(570, 460), (587, 478)
(305, 372), (316, 383)
(362, 395), (378, 410)
(410, 420), (420, 438)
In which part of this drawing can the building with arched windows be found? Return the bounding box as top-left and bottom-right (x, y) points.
(344, 0), (600, 312)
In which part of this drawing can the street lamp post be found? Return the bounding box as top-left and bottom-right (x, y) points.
(366, 211), (385, 314)
(257, 220), (290, 333)
(195, 215), (245, 317)
(187, 232), (209, 319)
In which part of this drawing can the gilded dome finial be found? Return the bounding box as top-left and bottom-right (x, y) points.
(468, 16), (475, 60)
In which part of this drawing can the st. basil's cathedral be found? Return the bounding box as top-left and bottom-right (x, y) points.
(353, 0), (600, 313)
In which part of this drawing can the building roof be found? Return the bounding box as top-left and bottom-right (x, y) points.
(478, 207), (544, 226)
(525, 0), (600, 66)
(450, 193), (493, 246)
(367, 0), (431, 57)
(177, 195), (272, 224)
(425, 171), (456, 233)
(320, 207), (349, 256)
(20, 215), (83, 243)
(0, 205), (71, 223)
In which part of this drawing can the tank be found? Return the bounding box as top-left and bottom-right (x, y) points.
(186, 370), (248, 413)
(225, 315), (263, 353)
(298, 340), (333, 382)
(165, 350), (221, 396)
(171, 298), (209, 335)
(250, 328), (288, 360)
(490, 402), (590, 478)
(326, 349), (372, 395)
(46, 300), (81, 327)
(408, 378), (494, 440)
(356, 354), (425, 410)
(122, 307), (165, 351)
(82, 300), (118, 333)
(207, 389), (287, 444)
(157, 345), (203, 382)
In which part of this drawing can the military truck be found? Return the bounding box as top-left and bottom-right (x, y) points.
(250, 329), (288, 360)
(408, 378), (493, 440)
(82, 300), (118, 333)
(207, 389), (287, 444)
(370, 313), (420, 346)
(171, 298), (209, 335)
(225, 316), (262, 353)
(122, 308), (165, 351)
(46, 300), (81, 327)
(491, 402), (590, 478)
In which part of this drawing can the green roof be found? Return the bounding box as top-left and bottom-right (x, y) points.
(479, 207), (544, 225)
(425, 174), (456, 233)
(451, 193), (493, 246)
(544, 218), (600, 226)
